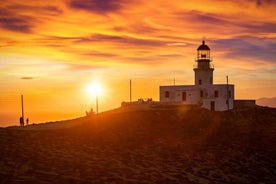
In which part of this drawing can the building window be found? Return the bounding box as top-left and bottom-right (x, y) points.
(182, 92), (186, 101)
(214, 90), (219, 98)
(200, 90), (203, 97)
(199, 79), (202, 85)
(165, 91), (170, 98)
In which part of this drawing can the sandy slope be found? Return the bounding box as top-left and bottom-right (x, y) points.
(0, 106), (275, 183)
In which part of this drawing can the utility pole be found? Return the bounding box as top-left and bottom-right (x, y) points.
(226, 76), (229, 111)
(130, 79), (132, 102)
(96, 95), (98, 115)
(21, 95), (25, 125)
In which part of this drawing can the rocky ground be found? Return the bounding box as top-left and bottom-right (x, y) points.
(0, 106), (275, 183)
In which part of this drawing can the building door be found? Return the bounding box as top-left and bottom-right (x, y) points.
(211, 101), (215, 111)
(182, 92), (186, 101)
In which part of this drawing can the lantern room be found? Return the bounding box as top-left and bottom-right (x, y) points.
(197, 41), (211, 61)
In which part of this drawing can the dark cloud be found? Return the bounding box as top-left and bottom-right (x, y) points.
(0, 9), (35, 33)
(213, 38), (276, 63)
(33, 35), (82, 45)
(84, 51), (119, 58)
(69, 0), (124, 13)
(72, 34), (187, 65)
(21, 77), (34, 80)
(176, 10), (229, 26)
(25, 35), (84, 48)
(39, 6), (63, 15)
(0, 17), (33, 33)
(256, 0), (263, 6)
(82, 50), (172, 65)
(75, 34), (165, 47)
(176, 10), (276, 36)
(255, 0), (276, 6)
(7, 5), (63, 16)
(113, 24), (165, 35)
(0, 4), (63, 33)
(43, 35), (83, 40)
(242, 22), (276, 34)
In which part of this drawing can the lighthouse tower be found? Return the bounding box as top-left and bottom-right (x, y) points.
(159, 40), (234, 111)
(193, 41), (214, 85)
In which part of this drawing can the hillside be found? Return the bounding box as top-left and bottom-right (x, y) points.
(257, 97), (276, 108)
(0, 106), (276, 183)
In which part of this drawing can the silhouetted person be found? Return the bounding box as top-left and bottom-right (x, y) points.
(26, 118), (29, 126)
(20, 117), (24, 126)
(86, 108), (94, 116)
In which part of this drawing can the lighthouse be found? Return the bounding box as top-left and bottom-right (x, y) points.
(159, 40), (235, 111)
(194, 41), (214, 86)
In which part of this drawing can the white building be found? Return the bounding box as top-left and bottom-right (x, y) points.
(159, 41), (234, 111)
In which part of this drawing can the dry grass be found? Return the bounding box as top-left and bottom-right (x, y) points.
(0, 106), (275, 183)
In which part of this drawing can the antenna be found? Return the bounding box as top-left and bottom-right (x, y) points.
(226, 76), (229, 111)
(21, 95), (25, 125)
(130, 79), (132, 102)
(96, 95), (98, 114)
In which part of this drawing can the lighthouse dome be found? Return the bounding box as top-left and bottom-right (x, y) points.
(197, 41), (210, 50)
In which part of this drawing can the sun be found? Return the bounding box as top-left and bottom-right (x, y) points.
(86, 81), (103, 97)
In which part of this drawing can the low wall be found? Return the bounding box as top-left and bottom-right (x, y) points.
(234, 100), (256, 109)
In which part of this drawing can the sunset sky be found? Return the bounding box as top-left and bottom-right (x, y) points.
(1, 0), (276, 126)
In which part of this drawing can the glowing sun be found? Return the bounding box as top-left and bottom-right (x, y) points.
(86, 81), (103, 97)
